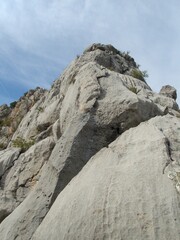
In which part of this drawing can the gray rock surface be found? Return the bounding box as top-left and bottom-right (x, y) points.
(160, 85), (177, 100)
(0, 148), (20, 178)
(0, 137), (55, 224)
(0, 43), (179, 240)
(32, 115), (180, 240)
(0, 87), (46, 149)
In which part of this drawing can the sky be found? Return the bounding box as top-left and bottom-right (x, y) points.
(0, 0), (180, 105)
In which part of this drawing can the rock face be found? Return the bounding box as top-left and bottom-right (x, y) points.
(0, 43), (179, 240)
(0, 87), (46, 149)
(32, 115), (180, 240)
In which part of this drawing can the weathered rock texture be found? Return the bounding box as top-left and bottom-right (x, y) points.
(32, 115), (180, 240)
(0, 43), (179, 240)
(0, 87), (46, 149)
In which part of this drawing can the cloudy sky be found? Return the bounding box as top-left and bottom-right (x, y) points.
(0, 0), (180, 105)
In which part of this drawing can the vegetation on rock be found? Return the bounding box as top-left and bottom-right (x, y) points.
(37, 107), (44, 113)
(12, 137), (35, 153)
(0, 117), (12, 128)
(0, 143), (6, 150)
(128, 86), (141, 94)
(127, 79), (141, 94)
(131, 69), (148, 81)
(10, 101), (17, 109)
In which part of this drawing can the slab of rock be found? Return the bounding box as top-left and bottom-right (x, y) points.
(0, 137), (55, 224)
(32, 115), (180, 240)
(0, 148), (21, 222)
(0, 148), (20, 178)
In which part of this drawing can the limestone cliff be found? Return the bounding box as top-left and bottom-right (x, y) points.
(0, 44), (179, 240)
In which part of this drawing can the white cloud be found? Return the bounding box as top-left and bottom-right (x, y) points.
(0, 0), (179, 104)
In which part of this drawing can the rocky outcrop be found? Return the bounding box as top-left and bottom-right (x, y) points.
(0, 87), (46, 149)
(83, 43), (138, 77)
(159, 85), (177, 100)
(0, 43), (179, 240)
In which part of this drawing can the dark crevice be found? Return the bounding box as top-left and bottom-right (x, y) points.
(163, 137), (175, 174)
(0, 209), (10, 224)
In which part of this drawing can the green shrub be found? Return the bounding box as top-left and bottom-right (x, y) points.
(0, 117), (12, 128)
(12, 137), (35, 153)
(127, 79), (141, 95)
(131, 69), (148, 81)
(128, 86), (140, 94)
(37, 107), (44, 113)
(0, 120), (3, 128)
(0, 143), (6, 150)
(10, 101), (17, 109)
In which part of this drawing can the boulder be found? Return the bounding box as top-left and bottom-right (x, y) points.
(159, 85), (177, 100)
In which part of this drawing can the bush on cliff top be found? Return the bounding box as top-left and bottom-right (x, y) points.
(131, 69), (148, 81)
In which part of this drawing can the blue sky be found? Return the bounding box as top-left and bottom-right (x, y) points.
(0, 0), (180, 105)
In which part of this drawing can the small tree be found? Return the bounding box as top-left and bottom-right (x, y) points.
(10, 101), (17, 109)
